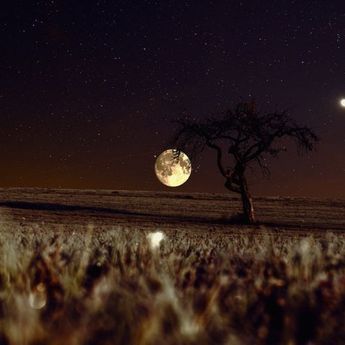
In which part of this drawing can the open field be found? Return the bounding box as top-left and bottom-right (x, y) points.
(1, 188), (345, 233)
(0, 188), (344, 344)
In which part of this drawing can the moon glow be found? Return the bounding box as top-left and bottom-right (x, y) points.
(155, 149), (192, 187)
(340, 99), (345, 107)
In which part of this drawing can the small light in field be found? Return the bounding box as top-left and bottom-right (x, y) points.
(299, 238), (311, 255)
(29, 283), (47, 310)
(147, 231), (165, 249)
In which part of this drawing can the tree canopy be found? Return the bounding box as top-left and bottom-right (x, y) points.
(171, 102), (319, 223)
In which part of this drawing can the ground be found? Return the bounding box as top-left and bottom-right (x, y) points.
(1, 188), (344, 234)
(0, 188), (344, 345)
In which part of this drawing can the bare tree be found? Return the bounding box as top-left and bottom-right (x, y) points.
(171, 102), (319, 224)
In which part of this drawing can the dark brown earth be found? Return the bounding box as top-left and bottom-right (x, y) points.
(0, 188), (344, 238)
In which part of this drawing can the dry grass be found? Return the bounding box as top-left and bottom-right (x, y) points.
(0, 224), (344, 345)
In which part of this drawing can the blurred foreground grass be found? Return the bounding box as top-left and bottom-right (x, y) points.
(0, 224), (344, 344)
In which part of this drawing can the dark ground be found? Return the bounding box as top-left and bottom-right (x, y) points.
(0, 188), (344, 238)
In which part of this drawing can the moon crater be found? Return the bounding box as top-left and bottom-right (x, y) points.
(155, 149), (192, 187)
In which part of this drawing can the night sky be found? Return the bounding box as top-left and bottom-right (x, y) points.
(1, 1), (345, 197)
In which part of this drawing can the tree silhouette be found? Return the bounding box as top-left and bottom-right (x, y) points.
(171, 101), (319, 224)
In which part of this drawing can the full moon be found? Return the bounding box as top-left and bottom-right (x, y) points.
(340, 99), (345, 107)
(155, 149), (192, 187)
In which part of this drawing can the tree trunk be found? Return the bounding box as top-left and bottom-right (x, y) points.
(224, 169), (256, 224)
(239, 175), (255, 224)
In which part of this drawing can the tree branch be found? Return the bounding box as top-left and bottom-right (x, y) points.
(206, 140), (227, 178)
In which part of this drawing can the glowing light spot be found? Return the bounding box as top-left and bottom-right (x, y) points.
(340, 99), (345, 107)
(155, 149), (192, 187)
(28, 283), (47, 310)
(147, 231), (165, 249)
